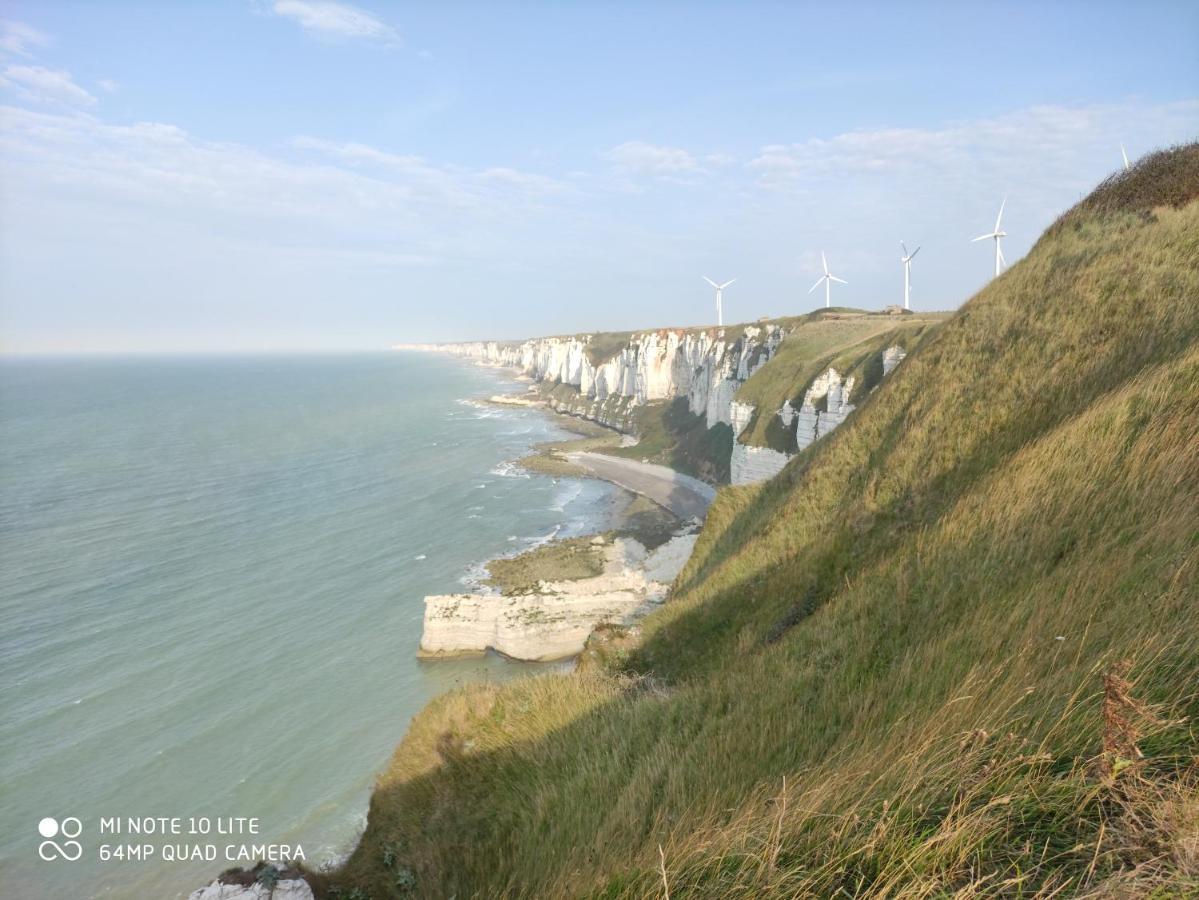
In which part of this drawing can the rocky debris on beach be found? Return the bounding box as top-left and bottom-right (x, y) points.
(486, 390), (543, 407)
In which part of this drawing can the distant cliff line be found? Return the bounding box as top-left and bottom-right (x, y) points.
(396, 310), (941, 485)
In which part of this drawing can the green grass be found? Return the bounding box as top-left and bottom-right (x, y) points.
(483, 536), (609, 594)
(733, 313), (949, 451)
(484, 498), (680, 595)
(584, 331), (635, 368)
(315, 145), (1199, 900)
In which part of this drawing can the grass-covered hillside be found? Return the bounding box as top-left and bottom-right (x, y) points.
(318, 145), (1199, 899)
(733, 312), (945, 452)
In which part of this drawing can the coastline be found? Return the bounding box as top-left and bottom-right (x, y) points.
(418, 367), (709, 664)
(185, 356), (658, 900)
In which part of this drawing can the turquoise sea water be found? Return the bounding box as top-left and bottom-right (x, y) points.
(0, 353), (618, 898)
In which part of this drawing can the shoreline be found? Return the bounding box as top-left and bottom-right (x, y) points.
(417, 375), (710, 663)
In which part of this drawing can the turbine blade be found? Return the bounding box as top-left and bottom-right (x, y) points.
(910, 245), (920, 259)
(703, 276), (718, 288)
(830, 275), (847, 284)
(972, 233), (994, 242)
(995, 195), (1007, 232)
(900, 241), (909, 257)
(809, 275), (825, 293)
(720, 278), (737, 289)
(1121, 143), (1130, 170)
(821, 251), (829, 275)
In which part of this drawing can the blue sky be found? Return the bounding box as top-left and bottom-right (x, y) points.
(1, 1), (1196, 352)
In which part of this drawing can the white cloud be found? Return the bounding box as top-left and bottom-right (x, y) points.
(97, 79), (119, 93)
(747, 101), (1199, 192)
(1, 64), (97, 107)
(292, 136), (567, 202)
(603, 141), (705, 177)
(271, 1), (399, 45)
(1, 106), (569, 263)
(291, 134), (427, 170)
(0, 20), (48, 58)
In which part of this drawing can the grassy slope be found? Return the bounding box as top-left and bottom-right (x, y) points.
(734, 313), (947, 451)
(321, 147), (1199, 899)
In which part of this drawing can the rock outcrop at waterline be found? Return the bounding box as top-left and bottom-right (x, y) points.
(419, 532), (698, 661)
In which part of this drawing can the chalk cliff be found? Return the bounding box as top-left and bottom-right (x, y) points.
(418, 533), (698, 661)
(398, 326), (908, 486)
(399, 325), (782, 435)
(728, 347), (908, 484)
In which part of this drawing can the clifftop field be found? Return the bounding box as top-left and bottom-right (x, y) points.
(316, 146), (1199, 898)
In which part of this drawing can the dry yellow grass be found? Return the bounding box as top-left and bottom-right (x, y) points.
(314, 145), (1199, 900)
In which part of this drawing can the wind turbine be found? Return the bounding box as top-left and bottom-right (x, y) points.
(1121, 143), (1130, 171)
(809, 251), (847, 308)
(900, 242), (920, 310)
(972, 197), (1007, 279)
(703, 276), (736, 326)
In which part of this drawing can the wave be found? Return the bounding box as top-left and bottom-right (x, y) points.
(549, 481), (584, 512)
(490, 460), (530, 479)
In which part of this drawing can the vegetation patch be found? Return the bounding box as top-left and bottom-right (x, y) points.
(736, 314), (948, 451)
(583, 331), (634, 367)
(484, 535), (609, 595)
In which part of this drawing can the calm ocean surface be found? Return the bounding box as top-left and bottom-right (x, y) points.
(0, 353), (618, 898)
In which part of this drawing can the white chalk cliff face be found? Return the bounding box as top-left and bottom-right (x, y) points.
(418, 533), (698, 661)
(401, 326), (785, 435)
(729, 346), (908, 485)
(399, 332), (908, 486)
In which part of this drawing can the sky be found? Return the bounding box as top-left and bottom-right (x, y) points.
(0, 1), (1196, 353)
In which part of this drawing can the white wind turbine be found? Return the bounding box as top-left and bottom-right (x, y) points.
(972, 197), (1008, 279)
(703, 276), (736, 326)
(809, 251), (846, 308)
(900, 241), (920, 310)
(1121, 143), (1130, 171)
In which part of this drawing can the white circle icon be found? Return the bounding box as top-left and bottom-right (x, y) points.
(37, 817), (82, 861)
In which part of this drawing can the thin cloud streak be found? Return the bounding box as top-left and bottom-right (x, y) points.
(1, 64), (96, 107)
(0, 20), (48, 58)
(270, 1), (400, 46)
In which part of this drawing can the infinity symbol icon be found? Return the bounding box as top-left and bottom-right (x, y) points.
(38, 817), (83, 862)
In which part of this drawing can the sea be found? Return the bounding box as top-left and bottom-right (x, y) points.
(0, 352), (621, 899)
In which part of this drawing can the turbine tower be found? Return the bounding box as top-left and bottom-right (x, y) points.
(809, 251), (847, 309)
(900, 242), (921, 310)
(703, 276), (736, 327)
(972, 197), (1007, 279)
(1121, 143), (1130, 171)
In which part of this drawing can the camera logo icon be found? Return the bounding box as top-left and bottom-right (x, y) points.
(38, 817), (83, 861)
